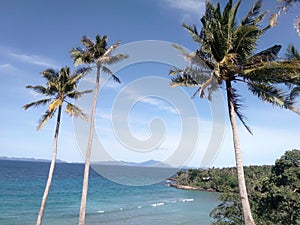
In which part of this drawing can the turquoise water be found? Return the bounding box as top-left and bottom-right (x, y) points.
(0, 160), (219, 225)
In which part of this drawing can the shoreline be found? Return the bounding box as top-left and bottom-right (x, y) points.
(166, 179), (217, 193)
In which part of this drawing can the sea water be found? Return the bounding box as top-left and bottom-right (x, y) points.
(0, 160), (219, 225)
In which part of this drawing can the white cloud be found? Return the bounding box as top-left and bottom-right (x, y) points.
(140, 97), (178, 114)
(9, 52), (59, 68)
(163, 0), (206, 21)
(0, 63), (20, 74)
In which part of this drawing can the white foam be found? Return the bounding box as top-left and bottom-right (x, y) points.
(137, 206), (143, 209)
(151, 202), (165, 207)
(181, 198), (194, 202)
(97, 210), (105, 213)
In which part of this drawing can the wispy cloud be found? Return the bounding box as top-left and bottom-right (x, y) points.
(9, 52), (59, 68)
(162, 0), (206, 22)
(140, 97), (177, 114)
(0, 64), (18, 73)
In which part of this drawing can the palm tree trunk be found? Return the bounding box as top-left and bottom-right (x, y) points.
(226, 81), (255, 225)
(79, 66), (100, 225)
(36, 105), (62, 225)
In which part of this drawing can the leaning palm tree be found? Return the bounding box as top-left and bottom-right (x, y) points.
(170, 1), (300, 224)
(23, 66), (92, 225)
(70, 35), (128, 225)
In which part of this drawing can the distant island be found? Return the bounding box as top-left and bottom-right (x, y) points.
(91, 159), (175, 168)
(0, 157), (175, 168)
(0, 156), (66, 163)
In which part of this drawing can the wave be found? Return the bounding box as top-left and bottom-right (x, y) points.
(93, 198), (195, 215)
(151, 202), (165, 207)
(180, 198), (194, 202)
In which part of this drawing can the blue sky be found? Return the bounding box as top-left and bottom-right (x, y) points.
(0, 0), (300, 168)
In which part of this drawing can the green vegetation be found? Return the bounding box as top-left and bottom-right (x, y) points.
(175, 165), (272, 193)
(174, 149), (300, 225)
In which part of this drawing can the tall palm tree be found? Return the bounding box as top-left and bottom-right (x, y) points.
(169, 1), (300, 224)
(23, 67), (92, 225)
(70, 35), (128, 225)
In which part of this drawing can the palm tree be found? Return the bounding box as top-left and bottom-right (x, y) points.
(70, 35), (128, 225)
(23, 66), (92, 225)
(169, 1), (300, 224)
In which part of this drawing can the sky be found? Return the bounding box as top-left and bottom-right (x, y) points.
(0, 0), (300, 168)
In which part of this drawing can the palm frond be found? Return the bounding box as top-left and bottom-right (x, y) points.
(182, 23), (202, 44)
(170, 74), (199, 87)
(241, 0), (263, 26)
(248, 82), (293, 109)
(226, 0), (241, 37)
(286, 44), (300, 60)
(41, 69), (57, 82)
(169, 67), (184, 76)
(246, 45), (281, 65)
(65, 103), (88, 121)
(23, 98), (52, 110)
(48, 99), (62, 111)
(233, 25), (262, 60)
(69, 47), (85, 66)
(289, 86), (300, 101)
(103, 41), (121, 57)
(81, 36), (94, 49)
(101, 66), (121, 83)
(295, 17), (300, 36)
(25, 85), (50, 95)
(66, 90), (93, 100)
(37, 108), (56, 131)
(227, 85), (252, 134)
(98, 54), (128, 65)
(68, 67), (91, 85)
(242, 60), (300, 85)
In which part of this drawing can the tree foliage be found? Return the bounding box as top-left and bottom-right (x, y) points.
(175, 149), (300, 224)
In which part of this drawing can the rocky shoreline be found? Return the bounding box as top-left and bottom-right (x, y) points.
(166, 179), (217, 192)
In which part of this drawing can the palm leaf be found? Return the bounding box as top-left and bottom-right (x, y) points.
(246, 45), (282, 65)
(65, 103), (88, 121)
(286, 44), (300, 60)
(66, 90), (93, 99)
(101, 66), (121, 83)
(242, 60), (300, 84)
(170, 74), (198, 87)
(228, 85), (252, 134)
(241, 0), (263, 25)
(41, 69), (57, 82)
(182, 23), (202, 44)
(98, 54), (128, 65)
(81, 36), (94, 49)
(248, 82), (293, 109)
(68, 67), (91, 85)
(289, 86), (300, 101)
(70, 47), (85, 66)
(48, 99), (62, 111)
(102, 41), (121, 57)
(23, 98), (52, 110)
(37, 108), (57, 131)
(25, 85), (50, 95)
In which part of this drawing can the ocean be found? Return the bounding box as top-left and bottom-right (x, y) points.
(0, 160), (219, 225)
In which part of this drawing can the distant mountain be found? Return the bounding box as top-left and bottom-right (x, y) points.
(0, 156), (66, 163)
(92, 160), (175, 168)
